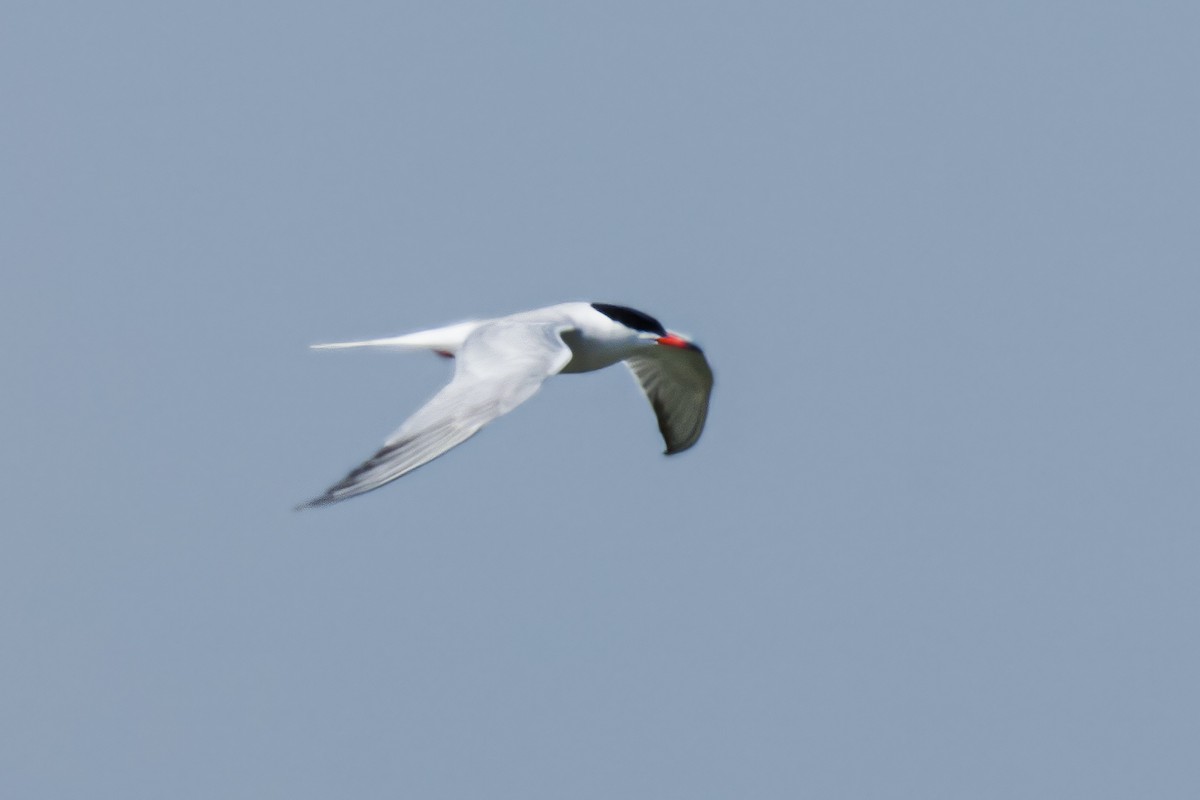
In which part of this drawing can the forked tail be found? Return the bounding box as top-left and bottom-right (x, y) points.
(310, 320), (481, 356)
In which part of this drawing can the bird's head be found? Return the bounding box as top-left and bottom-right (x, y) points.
(591, 302), (702, 351)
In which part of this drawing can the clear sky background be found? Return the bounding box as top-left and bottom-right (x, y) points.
(3, 2), (1198, 797)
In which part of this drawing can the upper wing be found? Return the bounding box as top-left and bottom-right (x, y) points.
(299, 320), (573, 508)
(625, 345), (714, 454)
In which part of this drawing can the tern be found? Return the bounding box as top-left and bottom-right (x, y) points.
(299, 302), (713, 508)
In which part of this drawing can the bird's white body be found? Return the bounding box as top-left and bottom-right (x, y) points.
(312, 303), (640, 371)
(301, 302), (712, 508)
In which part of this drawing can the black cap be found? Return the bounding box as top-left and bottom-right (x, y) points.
(591, 303), (667, 336)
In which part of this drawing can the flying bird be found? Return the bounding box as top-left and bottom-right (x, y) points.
(298, 302), (713, 508)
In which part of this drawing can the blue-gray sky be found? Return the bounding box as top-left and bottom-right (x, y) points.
(3, 2), (1198, 797)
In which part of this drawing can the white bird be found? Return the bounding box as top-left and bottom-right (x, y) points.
(299, 302), (713, 508)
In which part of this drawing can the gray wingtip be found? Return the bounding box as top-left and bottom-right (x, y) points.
(294, 494), (336, 511)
